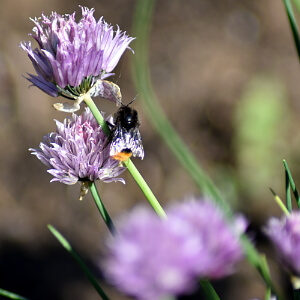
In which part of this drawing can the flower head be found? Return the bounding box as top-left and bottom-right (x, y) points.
(21, 6), (134, 99)
(103, 207), (196, 300)
(265, 212), (300, 276)
(168, 199), (246, 278)
(30, 108), (126, 185)
(102, 199), (245, 300)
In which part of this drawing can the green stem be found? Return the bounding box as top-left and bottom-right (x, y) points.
(239, 237), (279, 297)
(282, 0), (300, 61)
(83, 94), (167, 219)
(48, 225), (110, 300)
(131, 0), (283, 299)
(265, 288), (272, 300)
(283, 160), (300, 208)
(89, 182), (116, 235)
(269, 188), (290, 216)
(199, 280), (220, 300)
(123, 159), (167, 218)
(286, 167), (293, 212)
(84, 95), (110, 135)
(0, 288), (29, 300)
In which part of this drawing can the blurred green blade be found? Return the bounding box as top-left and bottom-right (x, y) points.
(286, 168), (293, 212)
(48, 225), (110, 300)
(131, 0), (226, 209)
(283, 160), (300, 208)
(199, 280), (220, 300)
(269, 188), (290, 215)
(265, 287), (272, 300)
(0, 288), (29, 300)
(283, 0), (300, 60)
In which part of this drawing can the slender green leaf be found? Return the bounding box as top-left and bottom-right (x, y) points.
(0, 289), (29, 300)
(131, 0), (227, 211)
(199, 280), (220, 300)
(265, 287), (272, 300)
(269, 188), (290, 215)
(282, 0), (300, 60)
(48, 225), (110, 300)
(283, 160), (300, 208)
(123, 159), (167, 218)
(286, 168), (293, 212)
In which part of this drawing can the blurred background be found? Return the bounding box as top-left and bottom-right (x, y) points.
(0, 0), (300, 299)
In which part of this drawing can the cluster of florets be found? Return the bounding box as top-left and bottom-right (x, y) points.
(23, 6), (134, 185)
(29, 108), (126, 185)
(102, 199), (246, 300)
(265, 212), (300, 277)
(21, 6), (134, 98)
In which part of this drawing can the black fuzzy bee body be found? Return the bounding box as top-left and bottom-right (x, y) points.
(110, 105), (144, 161)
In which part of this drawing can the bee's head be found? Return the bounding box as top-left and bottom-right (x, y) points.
(116, 105), (139, 130)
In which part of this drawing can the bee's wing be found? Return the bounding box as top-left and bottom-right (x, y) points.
(109, 124), (127, 156)
(130, 127), (144, 159)
(109, 125), (144, 160)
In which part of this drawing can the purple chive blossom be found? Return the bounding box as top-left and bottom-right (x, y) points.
(265, 212), (300, 276)
(29, 108), (126, 185)
(21, 6), (134, 98)
(103, 207), (197, 300)
(168, 199), (246, 279)
(102, 199), (246, 300)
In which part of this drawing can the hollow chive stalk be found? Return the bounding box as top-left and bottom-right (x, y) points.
(89, 181), (117, 235)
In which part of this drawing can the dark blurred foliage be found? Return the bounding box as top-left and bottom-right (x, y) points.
(1, 0), (300, 299)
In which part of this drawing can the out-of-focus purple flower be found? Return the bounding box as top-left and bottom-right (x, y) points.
(21, 6), (134, 100)
(103, 207), (197, 300)
(102, 199), (245, 300)
(265, 212), (300, 276)
(30, 108), (126, 185)
(168, 199), (246, 279)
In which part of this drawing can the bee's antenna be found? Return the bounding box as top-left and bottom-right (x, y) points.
(125, 94), (138, 107)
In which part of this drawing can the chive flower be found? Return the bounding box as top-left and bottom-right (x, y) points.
(265, 212), (300, 276)
(168, 200), (246, 279)
(29, 108), (126, 185)
(20, 6), (134, 100)
(102, 199), (246, 300)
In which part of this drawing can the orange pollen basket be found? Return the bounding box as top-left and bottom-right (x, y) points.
(111, 151), (133, 161)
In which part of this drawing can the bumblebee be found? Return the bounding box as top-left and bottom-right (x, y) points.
(109, 105), (144, 161)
